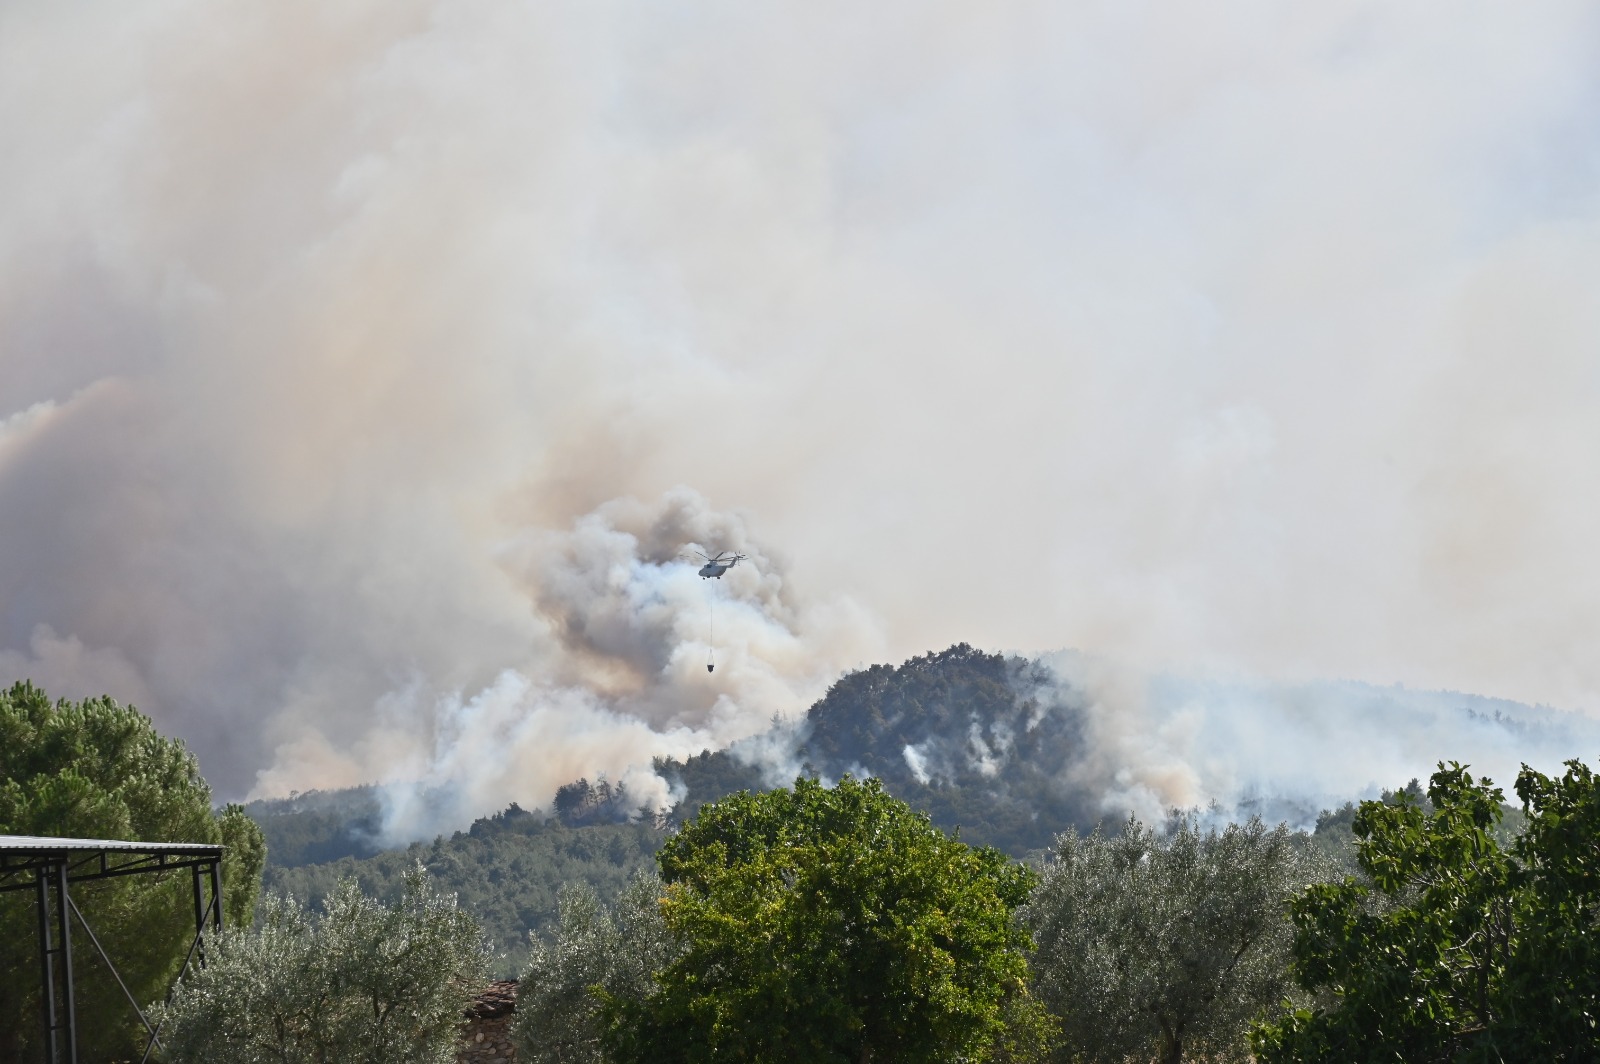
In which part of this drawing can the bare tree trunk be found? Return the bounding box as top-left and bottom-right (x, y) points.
(1158, 1018), (1185, 1064)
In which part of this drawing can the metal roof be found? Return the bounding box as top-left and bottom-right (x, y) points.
(0, 835), (223, 854)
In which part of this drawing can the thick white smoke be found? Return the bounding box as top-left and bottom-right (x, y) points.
(1041, 650), (1600, 827)
(4, 2), (1600, 831)
(263, 489), (881, 839)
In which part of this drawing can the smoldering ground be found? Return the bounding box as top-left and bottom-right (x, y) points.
(4, 2), (1600, 836)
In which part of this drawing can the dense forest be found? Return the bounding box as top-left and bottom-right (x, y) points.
(11, 669), (1591, 1059)
(241, 647), (1078, 975)
(246, 644), (1533, 972)
(240, 646), (1302, 974)
(242, 785), (387, 867)
(241, 646), (1082, 973)
(259, 803), (663, 975)
(658, 644), (1100, 854)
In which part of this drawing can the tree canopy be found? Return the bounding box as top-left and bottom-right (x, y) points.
(1253, 760), (1600, 1062)
(1025, 814), (1318, 1064)
(260, 802), (663, 976)
(1504, 759), (1600, 1054)
(513, 873), (680, 1064)
(0, 680), (266, 1061)
(154, 866), (487, 1064)
(607, 775), (1046, 1064)
(655, 645), (1100, 855)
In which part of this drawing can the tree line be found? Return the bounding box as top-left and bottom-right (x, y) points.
(507, 763), (1600, 1064)
(3, 681), (1597, 1061)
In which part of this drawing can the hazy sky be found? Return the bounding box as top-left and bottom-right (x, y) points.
(3, 1), (1599, 814)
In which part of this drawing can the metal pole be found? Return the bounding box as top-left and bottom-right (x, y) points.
(142, 913), (209, 1064)
(36, 867), (56, 1064)
(53, 861), (76, 1064)
(191, 866), (206, 968)
(208, 859), (224, 937)
(65, 893), (162, 1046)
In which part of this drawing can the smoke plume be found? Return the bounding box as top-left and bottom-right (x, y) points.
(4, 2), (1600, 833)
(364, 491), (877, 839)
(1039, 651), (1600, 828)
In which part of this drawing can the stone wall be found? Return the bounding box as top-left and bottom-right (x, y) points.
(460, 980), (519, 1062)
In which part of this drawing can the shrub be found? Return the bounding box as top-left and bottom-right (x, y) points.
(1025, 814), (1321, 1064)
(152, 866), (487, 1064)
(513, 872), (678, 1064)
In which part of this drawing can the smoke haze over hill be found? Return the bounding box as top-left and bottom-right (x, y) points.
(1034, 650), (1600, 828)
(4, 2), (1600, 828)
(662, 645), (1600, 856)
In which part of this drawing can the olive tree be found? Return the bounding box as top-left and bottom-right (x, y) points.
(152, 866), (488, 1064)
(513, 872), (679, 1064)
(1024, 814), (1321, 1064)
(0, 681), (266, 1061)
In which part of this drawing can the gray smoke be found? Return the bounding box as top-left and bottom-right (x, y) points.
(367, 490), (877, 839)
(4, 2), (1600, 835)
(1038, 651), (1600, 828)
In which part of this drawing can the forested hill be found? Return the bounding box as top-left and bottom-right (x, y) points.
(241, 642), (1567, 980)
(657, 641), (1593, 856)
(659, 643), (1102, 854)
(260, 803), (662, 977)
(245, 645), (1085, 975)
(242, 646), (1074, 872)
(241, 786), (386, 867)
(248, 643), (1575, 871)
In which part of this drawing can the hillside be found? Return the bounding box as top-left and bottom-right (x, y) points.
(660, 642), (1598, 855)
(260, 802), (663, 976)
(241, 786), (387, 867)
(243, 646), (1061, 977)
(660, 644), (1098, 854)
(246, 641), (1575, 972)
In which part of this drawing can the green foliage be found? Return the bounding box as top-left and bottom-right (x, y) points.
(512, 873), (680, 1064)
(1501, 759), (1600, 1053)
(989, 989), (1061, 1064)
(0, 681), (266, 1061)
(801, 646), (1047, 779)
(264, 805), (663, 975)
(1252, 760), (1600, 1062)
(152, 865), (488, 1063)
(652, 749), (767, 822)
(1026, 814), (1318, 1064)
(1309, 779), (1527, 884)
(656, 645), (1100, 856)
(219, 802), (268, 934)
(241, 786), (385, 867)
(1252, 763), (1515, 1062)
(553, 777), (655, 827)
(608, 775), (1044, 1064)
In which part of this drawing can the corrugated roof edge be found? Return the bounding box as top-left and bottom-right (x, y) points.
(0, 835), (224, 853)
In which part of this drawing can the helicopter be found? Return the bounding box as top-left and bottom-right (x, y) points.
(689, 550), (745, 580)
(685, 549), (748, 673)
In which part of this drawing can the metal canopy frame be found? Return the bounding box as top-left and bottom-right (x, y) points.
(0, 836), (225, 1064)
